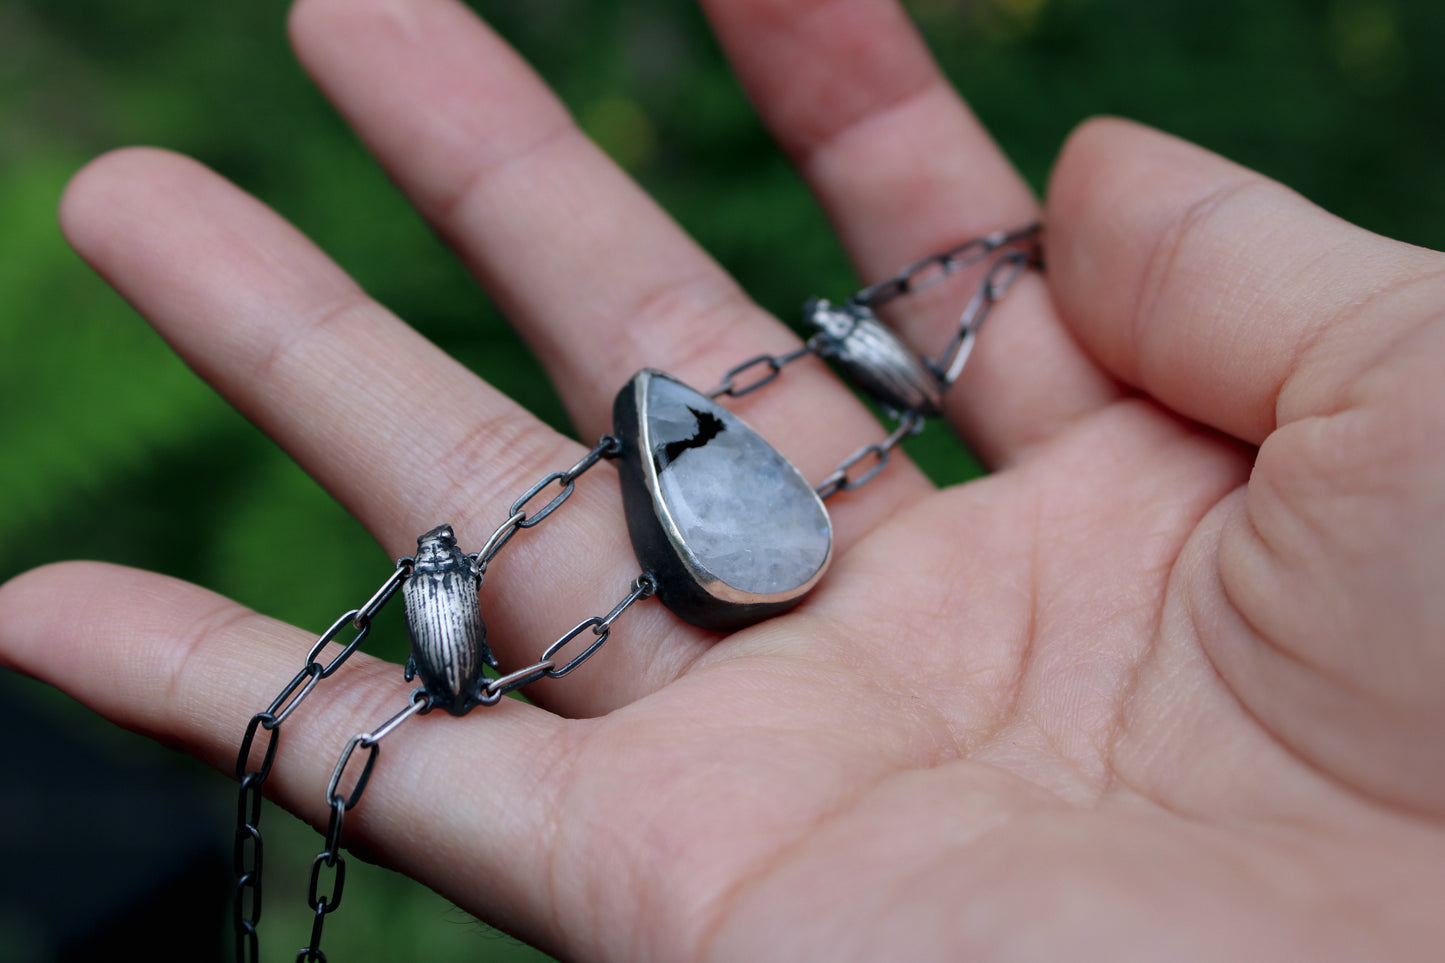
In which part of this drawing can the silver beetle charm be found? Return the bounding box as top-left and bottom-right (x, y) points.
(805, 297), (945, 418)
(402, 524), (497, 716)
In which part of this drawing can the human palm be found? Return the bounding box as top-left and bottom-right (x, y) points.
(4, 0), (1444, 960)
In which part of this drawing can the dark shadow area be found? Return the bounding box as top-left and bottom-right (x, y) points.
(0, 671), (228, 962)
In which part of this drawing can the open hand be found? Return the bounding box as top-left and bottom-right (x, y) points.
(3, 0), (1443, 959)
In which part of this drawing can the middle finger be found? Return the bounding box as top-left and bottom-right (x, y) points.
(288, 0), (919, 506)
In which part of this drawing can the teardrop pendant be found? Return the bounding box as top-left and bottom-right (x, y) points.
(613, 369), (833, 630)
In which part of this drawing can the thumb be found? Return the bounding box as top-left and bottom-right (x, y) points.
(1047, 117), (1445, 815)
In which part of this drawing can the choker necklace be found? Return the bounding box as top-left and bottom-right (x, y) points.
(230, 222), (1041, 962)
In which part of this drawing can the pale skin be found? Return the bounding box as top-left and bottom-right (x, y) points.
(3, 0), (1444, 959)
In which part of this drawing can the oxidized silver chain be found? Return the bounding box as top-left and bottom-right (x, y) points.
(710, 223), (1041, 498)
(233, 560), (411, 962)
(233, 436), (652, 963)
(230, 223), (1042, 961)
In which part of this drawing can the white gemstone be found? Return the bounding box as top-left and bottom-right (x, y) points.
(646, 375), (830, 596)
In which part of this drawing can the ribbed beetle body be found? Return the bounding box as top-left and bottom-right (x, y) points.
(403, 525), (496, 716)
(805, 298), (944, 418)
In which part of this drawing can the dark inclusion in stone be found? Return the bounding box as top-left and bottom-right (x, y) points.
(613, 369), (833, 630)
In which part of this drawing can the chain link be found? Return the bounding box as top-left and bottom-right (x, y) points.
(231, 558), (411, 963)
(472, 573), (656, 702)
(850, 222), (1041, 310)
(472, 434), (621, 575)
(932, 244), (1038, 387)
(851, 222), (1040, 394)
(814, 411), (926, 501)
(297, 690), (431, 963)
(818, 227), (1039, 496)
(706, 341), (818, 399)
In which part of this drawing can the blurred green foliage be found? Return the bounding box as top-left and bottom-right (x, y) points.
(0, 0), (1440, 960)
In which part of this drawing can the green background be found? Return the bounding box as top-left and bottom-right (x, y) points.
(0, 0), (1440, 960)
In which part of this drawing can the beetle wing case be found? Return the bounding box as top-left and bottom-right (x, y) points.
(403, 524), (495, 716)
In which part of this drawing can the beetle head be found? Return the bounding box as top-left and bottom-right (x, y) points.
(415, 524), (459, 565)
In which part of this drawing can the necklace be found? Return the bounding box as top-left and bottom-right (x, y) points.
(230, 222), (1041, 962)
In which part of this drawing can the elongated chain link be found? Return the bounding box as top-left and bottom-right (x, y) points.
(814, 411), (925, 500)
(850, 222), (1041, 311)
(707, 341), (818, 400)
(924, 241), (1039, 388)
(232, 559), (412, 963)
(479, 573), (657, 697)
(847, 221), (1041, 397)
(297, 689), (432, 963)
(469, 435), (656, 700)
(472, 434), (621, 575)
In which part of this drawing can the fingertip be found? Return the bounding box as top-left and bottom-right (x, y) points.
(0, 558), (108, 613)
(0, 560), (301, 750)
(0, 560), (233, 682)
(0, 560), (133, 672)
(285, 0), (324, 45)
(1049, 116), (1235, 190)
(61, 146), (187, 218)
(1046, 117), (1133, 241)
(1044, 119), (1192, 380)
(288, 0), (400, 43)
(1045, 117), (1258, 272)
(1049, 116), (1165, 190)
(1040, 117), (1305, 442)
(59, 147), (212, 264)
(287, 0), (368, 67)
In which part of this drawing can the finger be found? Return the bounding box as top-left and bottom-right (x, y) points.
(1045, 117), (1445, 445)
(59, 147), (707, 715)
(0, 560), (967, 961)
(287, 0), (917, 509)
(701, 0), (1123, 465)
(0, 561), (574, 951)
